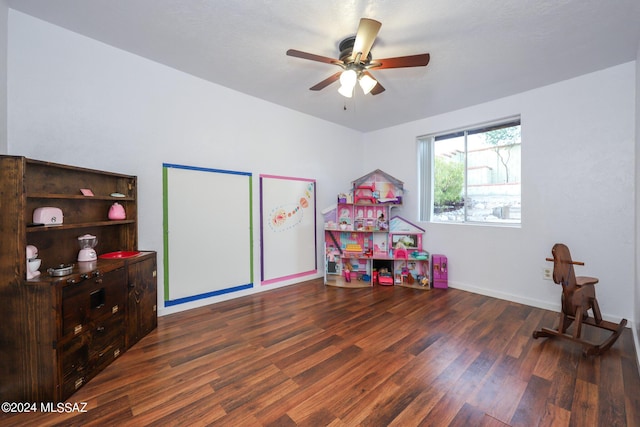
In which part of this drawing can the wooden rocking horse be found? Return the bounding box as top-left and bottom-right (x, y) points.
(532, 243), (627, 356)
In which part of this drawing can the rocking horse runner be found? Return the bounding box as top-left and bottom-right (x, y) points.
(532, 243), (627, 356)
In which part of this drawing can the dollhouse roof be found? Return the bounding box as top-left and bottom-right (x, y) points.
(321, 204), (337, 215)
(351, 169), (404, 190)
(389, 216), (425, 233)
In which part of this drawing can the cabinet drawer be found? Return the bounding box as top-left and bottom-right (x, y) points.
(61, 268), (126, 337)
(90, 315), (124, 360)
(59, 315), (124, 400)
(61, 373), (87, 401)
(60, 334), (89, 382)
(91, 335), (125, 373)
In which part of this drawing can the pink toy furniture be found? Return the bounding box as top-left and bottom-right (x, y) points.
(354, 182), (376, 204)
(432, 254), (448, 289)
(394, 247), (408, 259)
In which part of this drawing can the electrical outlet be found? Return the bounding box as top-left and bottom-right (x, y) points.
(542, 267), (553, 280)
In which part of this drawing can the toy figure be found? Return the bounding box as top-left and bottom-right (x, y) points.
(377, 213), (388, 230)
(343, 261), (354, 282)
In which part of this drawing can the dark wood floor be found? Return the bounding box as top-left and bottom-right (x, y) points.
(3, 278), (640, 426)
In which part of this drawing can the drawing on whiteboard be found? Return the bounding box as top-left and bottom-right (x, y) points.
(268, 182), (314, 232)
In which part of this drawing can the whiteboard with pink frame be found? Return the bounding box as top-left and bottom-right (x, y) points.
(260, 174), (317, 285)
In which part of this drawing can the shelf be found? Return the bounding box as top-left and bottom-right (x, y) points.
(27, 193), (134, 201)
(27, 220), (135, 232)
(325, 275), (372, 288)
(1, 155), (148, 403)
(395, 282), (432, 290)
(340, 254), (426, 261)
(325, 228), (388, 233)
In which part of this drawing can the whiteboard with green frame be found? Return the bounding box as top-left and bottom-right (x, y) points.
(163, 163), (253, 306)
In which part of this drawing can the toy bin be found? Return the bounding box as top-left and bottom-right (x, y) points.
(432, 254), (448, 289)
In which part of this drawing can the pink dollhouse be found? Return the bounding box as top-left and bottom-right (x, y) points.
(323, 170), (430, 289)
(351, 169), (404, 205)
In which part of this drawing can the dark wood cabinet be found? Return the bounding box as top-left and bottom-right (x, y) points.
(126, 255), (158, 348)
(0, 155), (157, 403)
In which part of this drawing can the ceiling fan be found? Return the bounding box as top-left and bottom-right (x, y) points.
(286, 18), (430, 98)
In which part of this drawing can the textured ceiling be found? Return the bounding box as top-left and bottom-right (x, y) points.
(9, 0), (640, 132)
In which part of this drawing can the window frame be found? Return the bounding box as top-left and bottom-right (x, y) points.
(418, 117), (521, 226)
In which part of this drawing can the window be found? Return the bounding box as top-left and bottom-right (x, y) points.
(418, 118), (521, 225)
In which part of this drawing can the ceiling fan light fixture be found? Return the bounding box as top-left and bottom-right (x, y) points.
(287, 18), (429, 97)
(359, 74), (377, 95)
(339, 69), (357, 89)
(338, 84), (354, 98)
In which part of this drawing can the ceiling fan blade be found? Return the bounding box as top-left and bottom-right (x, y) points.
(372, 53), (431, 69)
(350, 18), (381, 63)
(309, 71), (342, 91)
(287, 49), (340, 65)
(363, 71), (385, 95)
(370, 80), (385, 95)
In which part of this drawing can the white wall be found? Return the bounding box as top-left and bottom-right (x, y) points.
(7, 11), (363, 315)
(7, 10), (639, 325)
(0, 0), (7, 154)
(363, 63), (637, 322)
(635, 45), (640, 346)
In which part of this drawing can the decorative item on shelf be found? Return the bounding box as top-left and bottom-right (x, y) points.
(99, 251), (141, 259)
(33, 207), (63, 226)
(47, 264), (74, 277)
(26, 245), (41, 280)
(77, 234), (98, 262)
(108, 202), (126, 220)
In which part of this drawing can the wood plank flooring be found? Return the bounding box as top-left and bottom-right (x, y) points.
(3, 278), (640, 426)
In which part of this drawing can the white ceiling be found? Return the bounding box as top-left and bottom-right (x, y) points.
(9, 0), (640, 132)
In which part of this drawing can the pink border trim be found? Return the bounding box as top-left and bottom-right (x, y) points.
(260, 174), (315, 182)
(261, 269), (317, 286)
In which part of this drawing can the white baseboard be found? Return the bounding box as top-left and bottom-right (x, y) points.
(449, 281), (640, 368)
(447, 281), (630, 327)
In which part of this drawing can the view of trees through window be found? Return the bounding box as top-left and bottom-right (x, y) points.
(429, 120), (521, 224)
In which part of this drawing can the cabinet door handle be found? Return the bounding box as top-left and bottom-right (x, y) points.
(128, 282), (136, 288)
(96, 326), (105, 333)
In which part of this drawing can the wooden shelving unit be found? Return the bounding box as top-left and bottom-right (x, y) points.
(0, 155), (157, 403)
